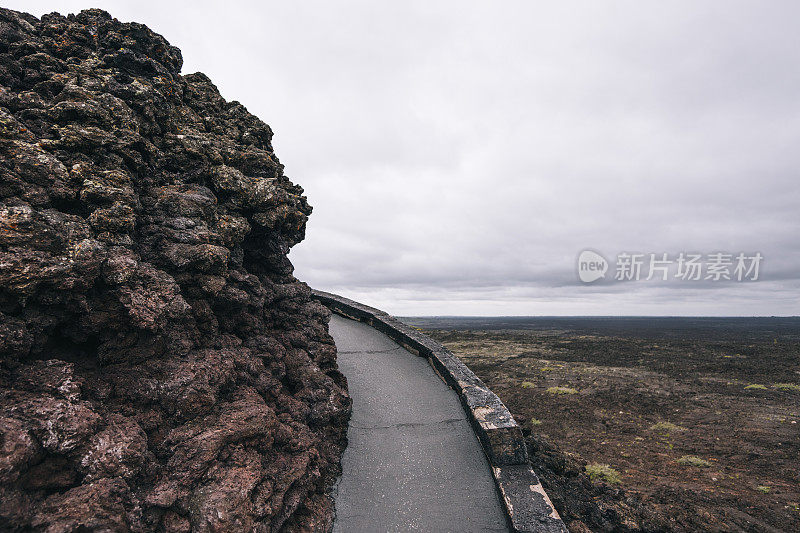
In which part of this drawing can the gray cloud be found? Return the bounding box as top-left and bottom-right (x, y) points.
(11, 1), (800, 315)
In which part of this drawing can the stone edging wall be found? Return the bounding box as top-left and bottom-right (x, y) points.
(312, 290), (567, 533)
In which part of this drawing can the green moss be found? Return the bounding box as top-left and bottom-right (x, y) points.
(521, 381), (536, 389)
(530, 417), (542, 426)
(744, 384), (768, 390)
(585, 463), (621, 484)
(539, 366), (557, 372)
(773, 383), (800, 392)
(649, 421), (685, 433)
(676, 455), (712, 467)
(756, 485), (771, 494)
(546, 386), (578, 395)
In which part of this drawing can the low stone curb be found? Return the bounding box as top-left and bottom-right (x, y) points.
(312, 290), (567, 533)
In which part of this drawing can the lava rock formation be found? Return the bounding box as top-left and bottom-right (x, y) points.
(0, 8), (350, 532)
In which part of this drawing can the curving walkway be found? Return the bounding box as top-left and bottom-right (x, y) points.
(329, 314), (509, 532)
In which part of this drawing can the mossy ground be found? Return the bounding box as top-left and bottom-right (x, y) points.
(676, 455), (712, 467)
(585, 463), (622, 484)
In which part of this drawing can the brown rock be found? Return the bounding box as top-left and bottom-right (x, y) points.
(0, 7), (350, 532)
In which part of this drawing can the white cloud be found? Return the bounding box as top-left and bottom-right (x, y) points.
(10, 1), (800, 315)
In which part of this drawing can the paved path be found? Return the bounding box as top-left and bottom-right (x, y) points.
(329, 314), (509, 532)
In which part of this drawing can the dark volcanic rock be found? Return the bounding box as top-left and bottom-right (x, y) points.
(0, 8), (350, 532)
(525, 433), (668, 533)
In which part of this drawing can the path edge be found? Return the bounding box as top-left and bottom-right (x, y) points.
(312, 289), (567, 533)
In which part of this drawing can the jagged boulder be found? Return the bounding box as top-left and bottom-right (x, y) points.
(0, 8), (350, 532)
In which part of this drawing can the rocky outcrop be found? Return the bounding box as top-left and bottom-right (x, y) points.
(0, 8), (350, 532)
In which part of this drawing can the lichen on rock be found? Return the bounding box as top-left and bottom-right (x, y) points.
(0, 7), (350, 532)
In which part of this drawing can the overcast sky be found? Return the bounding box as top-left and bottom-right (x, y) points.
(14, 1), (800, 315)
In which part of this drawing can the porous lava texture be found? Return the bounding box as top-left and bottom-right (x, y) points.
(0, 8), (350, 532)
